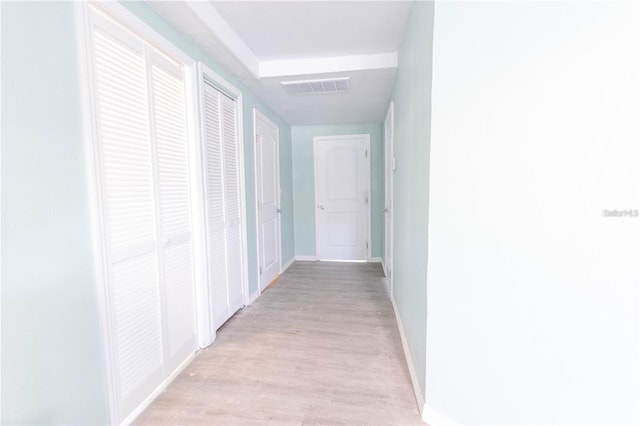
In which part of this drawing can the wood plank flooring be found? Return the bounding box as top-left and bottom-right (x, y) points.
(135, 261), (423, 425)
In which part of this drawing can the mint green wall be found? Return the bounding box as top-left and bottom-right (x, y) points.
(388, 1), (434, 398)
(121, 1), (295, 292)
(1, 2), (107, 424)
(278, 125), (295, 263)
(291, 124), (384, 258)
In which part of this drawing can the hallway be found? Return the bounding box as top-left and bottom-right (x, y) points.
(135, 262), (423, 425)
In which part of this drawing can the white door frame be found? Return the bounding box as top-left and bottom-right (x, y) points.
(384, 103), (395, 293)
(253, 109), (282, 292)
(313, 134), (371, 261)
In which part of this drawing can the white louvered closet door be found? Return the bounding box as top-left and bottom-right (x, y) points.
(149, 53), (197, 372)
(202, 83), (231, 330)
(89, 7), (197, 422)
(221, 95), (244, 313)
(202, 80), (245, 330)
(91, 14), (163, 417)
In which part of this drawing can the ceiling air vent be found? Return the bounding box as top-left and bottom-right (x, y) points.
(281, 77), (350, 95)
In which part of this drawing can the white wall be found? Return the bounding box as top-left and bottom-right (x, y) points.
(427, 1), (640, 424)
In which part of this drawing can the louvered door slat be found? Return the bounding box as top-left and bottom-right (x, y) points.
(90, 8), (199, 422)
(222, 96), (240, 224)
(150, 58), (196, 370)
(91, 15), (164, 416)
(202, 82), (230, 330)
(220, 95), (244, 313)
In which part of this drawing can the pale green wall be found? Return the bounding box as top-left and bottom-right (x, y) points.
(1, 2), (108, 423)
(121, 1), (295, 292)
(291, 124), (384, 258)
(388, 1), (434, 398)
(278, 125), (295, 263)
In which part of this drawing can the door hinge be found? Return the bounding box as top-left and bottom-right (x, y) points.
(365, 149), (368, 158)
(259, 266), (262, 275)
(366, 241), (369, 249)
(365, 191), (368, 205)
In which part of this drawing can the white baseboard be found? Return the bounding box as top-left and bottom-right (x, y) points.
(281, 256), (295, 272)
(422, 405), (456, 425)
(369, 256), (383, 264)
(295, 255), (318, 261)
(391, 297), (426, 423)
(122, 350), (197, 425)
(246, 289), (261, 306)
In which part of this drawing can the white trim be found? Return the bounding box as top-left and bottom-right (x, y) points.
(253, 109), (282, 292)
(187, 60), (213, 350)
(184, 1), (259, 78)
(195, 61), (216, 346)
(90, 1), (191, 66)
(313, 134), (371, 261)
(121, 350), (198, 426)
(200, 63), (243, 101)
(75, 2), (119, 423)
(368, 257), (383, 264)
(384, 102), (395, 294)
(235, 84), (250, 311)
(246, 289), (261, 306)
(422, 405), (456, 426)
(251, 110), (261, 292)
(391, 297), (426, 423)
(260, 52), (398, 78)
(282, 256), (295, 272)
(0, 2), (3, 420)
(295, 255), (318, 262)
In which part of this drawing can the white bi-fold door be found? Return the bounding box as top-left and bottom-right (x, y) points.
(87, 7), (196, 422)
(201, 74), (246, 331)
(314, 134), (371, 261)
(254, 111), (281, 291)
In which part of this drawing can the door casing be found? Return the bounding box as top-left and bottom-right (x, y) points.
(384, 103), (395, 293)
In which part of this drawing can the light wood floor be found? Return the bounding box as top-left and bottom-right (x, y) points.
(135, 261), (423, 425)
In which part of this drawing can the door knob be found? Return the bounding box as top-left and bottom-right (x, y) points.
(318, 205), (325, 210)
(383, 208), (389, 213)
(276, 208), (282, 213)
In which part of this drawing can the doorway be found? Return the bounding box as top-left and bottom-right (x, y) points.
(313, 134), (371, 261)
(254, 110), (282, 290)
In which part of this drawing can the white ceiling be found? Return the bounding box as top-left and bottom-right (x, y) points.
(147, 1), (414, 125)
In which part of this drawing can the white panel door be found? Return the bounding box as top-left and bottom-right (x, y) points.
(255, 112), (281, 290)
(384, 103), (394, 289)
(314, 135), (370, 261)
